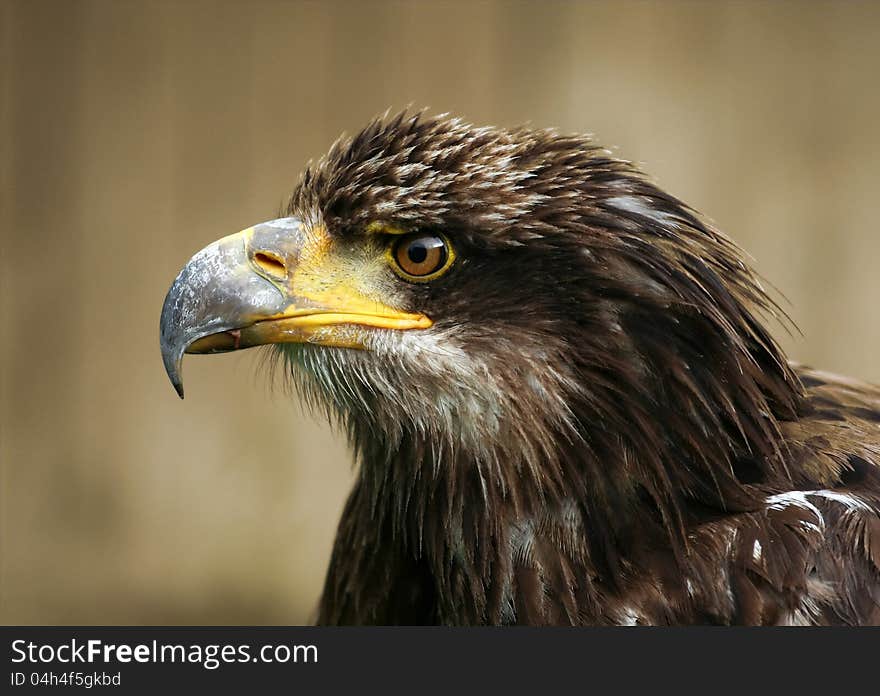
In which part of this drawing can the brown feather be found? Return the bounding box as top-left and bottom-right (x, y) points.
(272, 111), (880, 625)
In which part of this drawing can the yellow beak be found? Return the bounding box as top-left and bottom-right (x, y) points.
(159, 218), (431, 397)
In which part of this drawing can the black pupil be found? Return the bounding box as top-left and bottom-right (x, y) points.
(408, 242), (429, 264)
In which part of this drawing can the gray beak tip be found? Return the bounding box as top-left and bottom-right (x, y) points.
(160, 343), (186, 399)
(159, 217), (303, 399)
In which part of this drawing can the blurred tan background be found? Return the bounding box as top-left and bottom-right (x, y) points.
(1, 0), (879, 624)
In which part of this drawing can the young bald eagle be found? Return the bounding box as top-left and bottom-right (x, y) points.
(161, 112), (880, 625)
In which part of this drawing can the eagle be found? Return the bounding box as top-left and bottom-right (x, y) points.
(160, 111), (880, 625)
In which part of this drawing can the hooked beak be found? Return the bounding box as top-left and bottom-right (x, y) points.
(159, 217), (431, 398)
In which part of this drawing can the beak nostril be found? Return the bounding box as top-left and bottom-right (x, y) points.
(253, 251), (287, 278)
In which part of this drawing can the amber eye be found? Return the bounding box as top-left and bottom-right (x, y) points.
(391, 233), (453, 280)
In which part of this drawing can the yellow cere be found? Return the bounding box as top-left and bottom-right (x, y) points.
(274, 223), (433, 334)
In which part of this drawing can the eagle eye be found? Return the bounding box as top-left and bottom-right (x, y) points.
(390, 233), (454, 281)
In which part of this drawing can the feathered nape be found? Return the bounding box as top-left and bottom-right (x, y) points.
(277, 112), (810, 623)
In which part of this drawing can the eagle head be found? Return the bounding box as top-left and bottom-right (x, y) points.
(161, 111), (802, 550)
